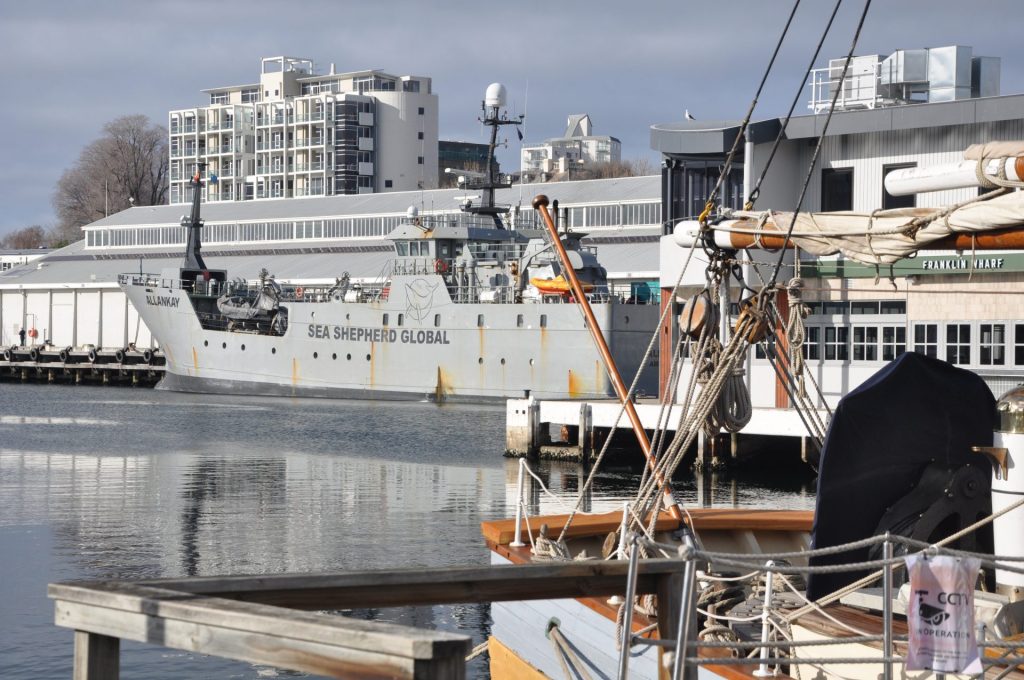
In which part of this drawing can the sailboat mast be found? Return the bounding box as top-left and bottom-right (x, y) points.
(533, 195), (685, 523)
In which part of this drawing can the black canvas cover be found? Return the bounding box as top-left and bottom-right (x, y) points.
(805, 352), (997, 600)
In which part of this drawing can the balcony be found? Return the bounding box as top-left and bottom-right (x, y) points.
(358, 137), (374, 152)
(358, 112), (374, 126)
(358, 162), (374, 176)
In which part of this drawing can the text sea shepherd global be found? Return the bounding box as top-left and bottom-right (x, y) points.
(309, 323), (451, 345)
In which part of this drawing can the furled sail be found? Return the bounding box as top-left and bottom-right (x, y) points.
(726, 190), (1024, 264)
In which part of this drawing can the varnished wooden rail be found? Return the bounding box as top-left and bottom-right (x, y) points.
(50, 559), (686, 679)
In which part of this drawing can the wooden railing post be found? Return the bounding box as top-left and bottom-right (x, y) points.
(73, 631), (119, 680)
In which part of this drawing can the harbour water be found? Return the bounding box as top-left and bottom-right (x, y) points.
(0, 384), (815, 679)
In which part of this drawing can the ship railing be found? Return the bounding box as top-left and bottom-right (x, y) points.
(118, 273), (184, 290)
(612, 530), (1024, 680)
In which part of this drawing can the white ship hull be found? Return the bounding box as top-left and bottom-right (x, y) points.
(123, 274), (660, 402)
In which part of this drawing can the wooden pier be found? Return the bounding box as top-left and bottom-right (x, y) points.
(0, 347), (164, 387)
(49, 560), (686, 679)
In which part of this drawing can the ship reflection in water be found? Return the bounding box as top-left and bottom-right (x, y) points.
(0, 384), (814, 679)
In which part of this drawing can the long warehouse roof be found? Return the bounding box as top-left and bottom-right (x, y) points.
(88, 175), (661, 228)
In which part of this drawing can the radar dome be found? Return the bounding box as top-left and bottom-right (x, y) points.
(485, 83), (507, 109)
(406, 206), (419, 219)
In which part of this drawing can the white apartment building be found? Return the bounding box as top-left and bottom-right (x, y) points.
(520, 114), (621, 182)
(168, 56), (438, 204)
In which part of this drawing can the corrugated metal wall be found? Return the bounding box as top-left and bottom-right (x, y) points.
(799, 120), (1024, 211)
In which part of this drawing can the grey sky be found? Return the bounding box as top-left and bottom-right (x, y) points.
(1, 0), (1021, 236)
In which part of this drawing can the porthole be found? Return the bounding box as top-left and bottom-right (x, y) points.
(625, 316), (630, 324)
(204, 340), (209, 347)
(272, 347), (277, 354)
(332, 353), (337, 360)
(347, 353), (352, 360)
(346, 313), (350, 320)
(241, 344), (246, 351)
(478, 357), (484, 364)
(529, 358), (535, 366)
(222, 342), (227, 349)
(366, 354), (371, 361)
(500, 358), (506, 365)
(313, 352), (319, 359)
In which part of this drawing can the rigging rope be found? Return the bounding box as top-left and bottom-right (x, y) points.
(697, 0), (804, 225)
(765, 0), (874, 290)
(744, 0), (845, 209)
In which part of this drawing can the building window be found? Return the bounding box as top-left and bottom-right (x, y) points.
(418, 131), (424, 140)
(881, 326), (906, 361)
(384, 180), (393, 188)
(852, 326), (878, 361)
(477, 314), (485, 328)
(755, 334), (777, 360)
(946, 323), (971, 365)
(540, 314), (547, 328)
(882, 163), (916, 210)
(824, 327), (849, 361)
(803, 326), (821, 361)
(821, 168), (854, 211)
(980, 323), (1006, 366)
(517, 314), (524, 328)
(879, 301), (906, 315)
(914, 323), (938, 358)
(210, 92), (229, 105)
(418, 107), (425, 115)
(851, 301), (879, 315)
(1015, 324), (1024, 365)
(417, 156), (424, 165)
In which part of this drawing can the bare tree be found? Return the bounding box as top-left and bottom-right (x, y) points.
(52, 115), (167, 242)
(1, 225), (48, 249)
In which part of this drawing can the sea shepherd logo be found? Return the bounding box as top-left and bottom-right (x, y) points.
(145, 294), (180, 308)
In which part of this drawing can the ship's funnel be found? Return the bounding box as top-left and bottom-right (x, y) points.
(981, 387), (1024, 601)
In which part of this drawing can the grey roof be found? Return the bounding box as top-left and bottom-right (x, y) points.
(87, 175), (661, 229)
(0, 177), (663, 288)
(650, 93), (1024, 156)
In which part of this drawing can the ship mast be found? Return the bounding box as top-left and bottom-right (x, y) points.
(461, 83), (523, 225)
(182, 163), (211, 272)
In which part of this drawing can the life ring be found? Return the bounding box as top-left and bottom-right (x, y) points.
(434, 258), (448, 274)
(28, 328), (38, 338)
(295, 286), (304, 299)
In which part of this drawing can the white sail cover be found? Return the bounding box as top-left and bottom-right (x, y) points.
(731, 190), (1024, 264)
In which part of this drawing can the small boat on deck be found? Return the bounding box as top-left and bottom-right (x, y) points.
(529, 275), (595, 295)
